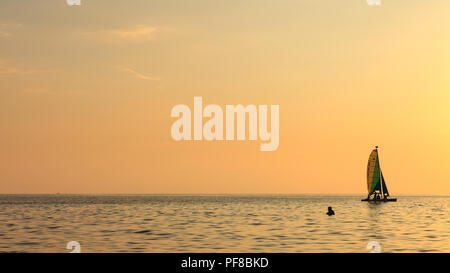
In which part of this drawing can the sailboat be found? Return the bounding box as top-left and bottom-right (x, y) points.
(361, 146), (397, 202)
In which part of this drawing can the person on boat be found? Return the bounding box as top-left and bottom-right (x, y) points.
(326, 207), (335, 216)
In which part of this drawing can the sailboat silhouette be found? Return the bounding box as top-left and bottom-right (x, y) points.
(361, 146), (397, 202)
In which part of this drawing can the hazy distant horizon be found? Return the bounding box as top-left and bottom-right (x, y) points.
(1, 193), (449, 197)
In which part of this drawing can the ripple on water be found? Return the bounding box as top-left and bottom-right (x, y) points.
(154, 233), (171, 237)
(134, 230), (152, 234)
(17, 242), (39, 246)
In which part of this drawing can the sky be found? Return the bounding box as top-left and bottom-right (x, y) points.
(0, 0), (449, 194)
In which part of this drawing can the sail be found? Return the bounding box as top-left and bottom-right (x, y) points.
(367, 149), (381, 195)
(381, 171), (389, 197)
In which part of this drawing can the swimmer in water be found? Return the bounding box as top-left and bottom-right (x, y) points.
(326, 206), (335, 216)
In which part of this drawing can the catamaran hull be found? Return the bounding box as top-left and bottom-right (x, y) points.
(361, 198), (397, 202)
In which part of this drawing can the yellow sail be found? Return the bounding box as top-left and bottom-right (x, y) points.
(366, 148), (380, 194)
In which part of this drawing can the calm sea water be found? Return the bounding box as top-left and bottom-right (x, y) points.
(0, 195), (448, 253)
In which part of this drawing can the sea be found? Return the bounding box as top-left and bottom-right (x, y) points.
(0, 195), (448, 253)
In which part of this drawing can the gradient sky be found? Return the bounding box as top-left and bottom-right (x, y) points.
(1, 0), (449, 194)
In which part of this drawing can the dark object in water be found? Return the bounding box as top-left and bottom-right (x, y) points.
(326, 206), (335, 216)
(362, 146), (397, 202)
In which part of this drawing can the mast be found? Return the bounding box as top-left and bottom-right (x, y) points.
(378, 147), (383, 197)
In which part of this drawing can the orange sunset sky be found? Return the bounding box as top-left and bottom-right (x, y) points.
(0, 0), (449, 194)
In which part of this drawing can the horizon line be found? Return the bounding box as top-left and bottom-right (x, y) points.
(0, 193), (449, 197)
